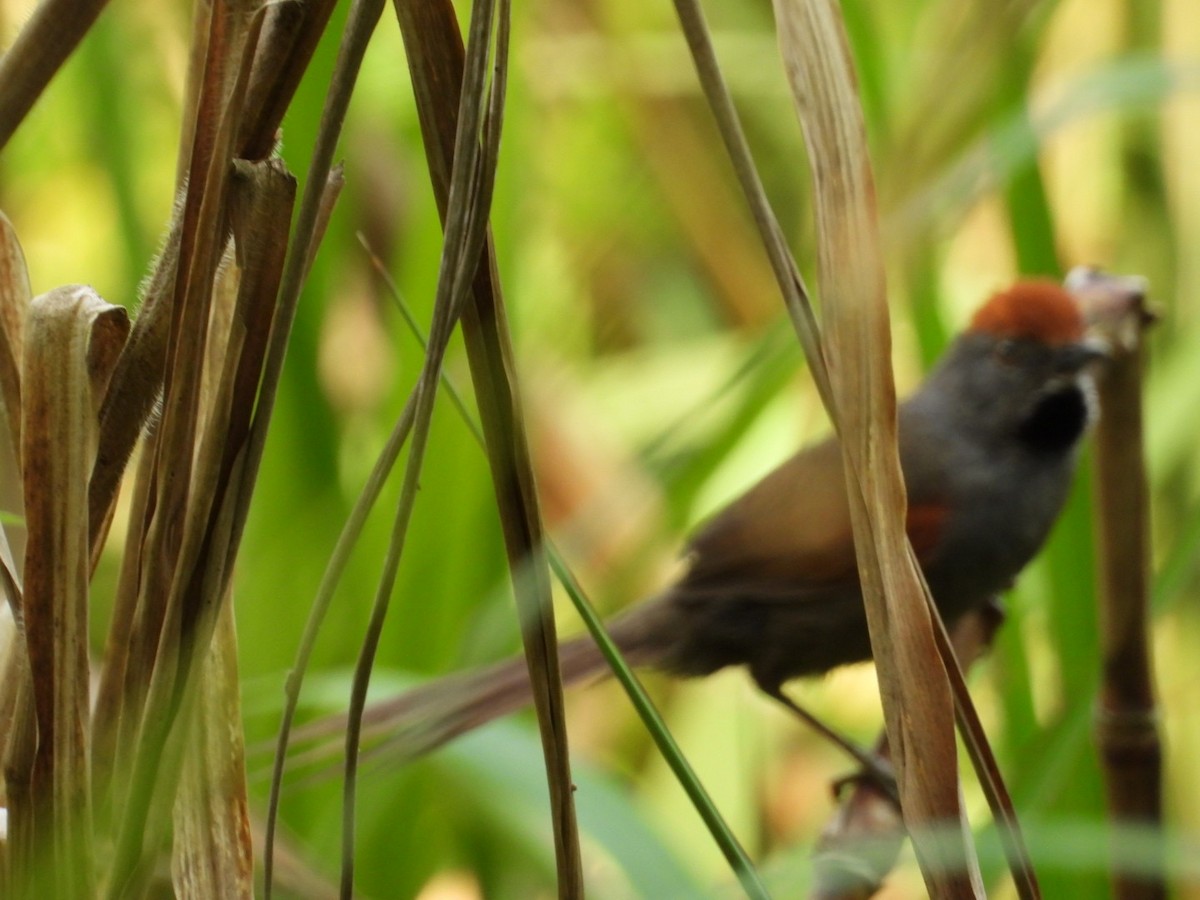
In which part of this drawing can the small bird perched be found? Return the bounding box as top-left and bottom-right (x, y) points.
(340, 279), (1107, 762)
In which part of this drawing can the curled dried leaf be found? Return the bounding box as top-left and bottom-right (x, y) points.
(18, 285), (128, 897)
(0, 211), (31, 464)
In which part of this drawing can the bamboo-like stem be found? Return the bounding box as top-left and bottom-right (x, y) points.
(1086, 275), (1163, 900)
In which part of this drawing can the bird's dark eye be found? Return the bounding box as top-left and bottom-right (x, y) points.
(994, 339), (1018, 363)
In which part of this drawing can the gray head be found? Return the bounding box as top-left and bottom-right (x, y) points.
(922, 280), (1107, 455)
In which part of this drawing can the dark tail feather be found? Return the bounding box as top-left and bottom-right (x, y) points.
(362, 633), (615, 762)
(288, 599), (677, 770)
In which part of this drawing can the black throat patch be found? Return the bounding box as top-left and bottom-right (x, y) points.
(1018, 384), (1090, 454)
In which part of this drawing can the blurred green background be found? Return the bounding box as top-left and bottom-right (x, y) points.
(2, 0), (1199, 897)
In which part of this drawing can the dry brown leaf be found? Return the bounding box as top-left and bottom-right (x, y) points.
(18, 285), (128, 897)
(0, 514), (21, 673)
(172, 599), (253, 900)
(772, 0), (981, 894)
(104, 161), (292, 900)
(90, 221), (181, 552)
(0, 519), (25, 773)
(0, 211), (31, 467)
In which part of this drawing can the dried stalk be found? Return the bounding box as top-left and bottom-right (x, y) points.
(389, 1), (586, 896)
(0, 213), (30, 467)
(247, 2), (390, 890)
(0, 0), (112, 151)
(812, 603), (1006, 898)
(102, 4), (267, 873)
(772, 0), (980, 894)
(104, 160), (296, 900)
(91, 0), (342, 555)
(0, 0), (351, 895)
(89, 222), (182, 554)
(14, 286), (128, 898)
(97, 7), (322, 895)
(170, 599), (253, 900)
(238, 0), (339, 160)
(1070, 268), (1163, 899)
(669, 0), (831, 410)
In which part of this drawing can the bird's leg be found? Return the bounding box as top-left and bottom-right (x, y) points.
(763, 685), (899, 807)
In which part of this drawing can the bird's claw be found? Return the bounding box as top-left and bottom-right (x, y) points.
(832, 756), (900, 808)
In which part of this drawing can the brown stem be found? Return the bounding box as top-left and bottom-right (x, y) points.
(810, 601), (1006, 899)
(1090, 305), (1163, 900)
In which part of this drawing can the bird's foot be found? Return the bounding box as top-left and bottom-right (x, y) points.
(832, 757), (899, 808)
(761, 683), (900, 806)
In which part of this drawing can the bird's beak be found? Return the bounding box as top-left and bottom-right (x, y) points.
(1055, 336), (1110, 374)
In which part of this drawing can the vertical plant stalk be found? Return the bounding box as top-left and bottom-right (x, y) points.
(378, 241), (771, 894)
(100, 12), (324, 898)
(243, 2), (391, 891)
(669, 0), (1024, 893)
(152, 160), (296, 899)
(14, 286), (128, 898)
(90, 419), (161, 821)
(812, 602), (1006, 898)
(391, 1), (584, 895)
(1079, 271), (1163, 900)
(266, 241), (772, 896)
(2, 640), (36, 897)
(171, 599), (253, 900)
(0, 218), (32, 806)
(229, 4), (380, 586)
(772, 0), (987, 894)
(262, 393), (416, 899)
(216, 0), (389, 894)
(238, 0), (339, 160)
(88, 223), (182, 552)
(0, 212), (31, 467)
(105, 162), (297, 900)
(92, 0), (341, 826)
(89, 0), (340, 555)
(669, 0), (831, 410)
(102, 2), (266, 870)
(0, 0), (113, 151)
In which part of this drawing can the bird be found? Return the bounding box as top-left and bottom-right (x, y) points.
(313, 279), (1106, 769)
